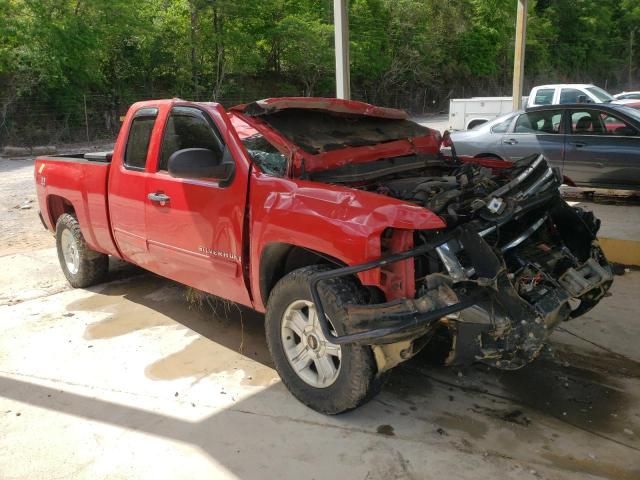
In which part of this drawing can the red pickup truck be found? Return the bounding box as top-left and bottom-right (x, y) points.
(35, 97), (613, 414)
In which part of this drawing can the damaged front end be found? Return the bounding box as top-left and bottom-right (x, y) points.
(310, 154), (613, 371)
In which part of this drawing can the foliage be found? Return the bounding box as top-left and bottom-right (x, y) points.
(1, 0), (639, 144)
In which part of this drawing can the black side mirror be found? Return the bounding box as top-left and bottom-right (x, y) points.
(168, 148), (234, 185)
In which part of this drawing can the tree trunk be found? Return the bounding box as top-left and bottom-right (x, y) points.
(189, 0), (199, 97)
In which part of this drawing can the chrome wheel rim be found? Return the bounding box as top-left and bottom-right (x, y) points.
(61, 229), (80, 275)
(281, 299), (342, 388)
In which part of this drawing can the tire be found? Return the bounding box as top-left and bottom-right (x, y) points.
(55, 213), (108, 288)
(265, 265), (387, 414)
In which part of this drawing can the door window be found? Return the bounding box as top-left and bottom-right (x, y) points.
(570, 111), (606, 135)
(599, 112), (639, 136)
(514, 110), (562, 134)
(533, 88), (554, 105)
(124, 108), (158, 170)
(159, 107), (224, 171)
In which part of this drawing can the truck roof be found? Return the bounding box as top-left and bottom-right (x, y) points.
(532, 84), (595, 89)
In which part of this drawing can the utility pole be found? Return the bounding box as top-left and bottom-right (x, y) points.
(334, 0), (350, 100)
(512, 0), (528, 110)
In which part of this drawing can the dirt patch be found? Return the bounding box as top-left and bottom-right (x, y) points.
(376, 424), (395, 436)
(434, 413), (489, 439)
(0, 159), (53, 256)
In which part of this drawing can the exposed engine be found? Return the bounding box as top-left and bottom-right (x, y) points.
(314, 154), (613, 370)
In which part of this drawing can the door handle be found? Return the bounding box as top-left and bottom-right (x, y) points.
(571, 142), (586, 148)
(147, 192), (170, 205)
(503, 139), (518, 145)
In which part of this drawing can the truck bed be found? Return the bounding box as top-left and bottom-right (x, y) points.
(34, 154), (120, 257)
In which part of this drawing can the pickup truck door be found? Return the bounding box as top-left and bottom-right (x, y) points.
(108, 107), (159, 268)
(563, 108), (640, 188)
(144, 105), (252, 306)
(500, 109), (565, 171)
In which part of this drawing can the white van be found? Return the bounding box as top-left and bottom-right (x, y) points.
(526, 84), (614, 108)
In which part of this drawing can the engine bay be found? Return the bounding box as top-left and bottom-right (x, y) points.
(311, 154), (614, 369)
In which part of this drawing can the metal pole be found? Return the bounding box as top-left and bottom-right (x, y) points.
(512, 0), (528, 110)
(630, 28), (635, 91)
(333, 0), (350, 100)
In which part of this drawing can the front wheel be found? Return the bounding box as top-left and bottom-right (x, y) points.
(55, 213), (108, 288)
(265, 265), (386, 414)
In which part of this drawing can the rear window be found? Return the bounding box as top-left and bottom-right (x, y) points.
(254, 109), (429, 154)
(534, 88), (554, 105)
(124, 108), (158, 170)
(514, 110), (562, 134)
(491, 115), (514, 133)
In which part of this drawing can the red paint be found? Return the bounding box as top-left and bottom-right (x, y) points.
(380, 229), (415, 301)
(35, 97), (445, 312)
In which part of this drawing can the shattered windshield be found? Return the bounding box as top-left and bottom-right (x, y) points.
(242, 133), (287, 177)
(256, 109), (429, 154)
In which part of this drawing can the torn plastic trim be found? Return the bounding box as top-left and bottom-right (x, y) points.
(500, 215), (547, 253)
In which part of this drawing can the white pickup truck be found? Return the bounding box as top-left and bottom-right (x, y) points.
(448, 84), (614, 131)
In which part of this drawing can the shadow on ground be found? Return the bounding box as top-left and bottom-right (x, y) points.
(3, 271), (640, 479)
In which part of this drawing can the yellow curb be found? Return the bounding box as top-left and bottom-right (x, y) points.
(599, 238), (640, 266)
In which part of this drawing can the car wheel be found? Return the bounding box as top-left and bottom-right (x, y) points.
(55, 213), (108, 288)
(265, 265), (387, 414)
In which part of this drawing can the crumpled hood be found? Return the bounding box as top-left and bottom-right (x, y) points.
(231, 97), (441, 175)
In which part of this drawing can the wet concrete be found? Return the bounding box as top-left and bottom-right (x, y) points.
(3, 151), (640, 479)
(1, 212), (640, 479)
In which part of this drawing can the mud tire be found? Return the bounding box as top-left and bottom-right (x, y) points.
(265, 265), (387, 414)
(55, 213), (108, 288)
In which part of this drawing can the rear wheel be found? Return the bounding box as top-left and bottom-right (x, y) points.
(265, 265), (386, 414)
(55, 213), (108, 288)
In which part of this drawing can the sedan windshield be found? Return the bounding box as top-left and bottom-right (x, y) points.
(586, 86), (614, 102)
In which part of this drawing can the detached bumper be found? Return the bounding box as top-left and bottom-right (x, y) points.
(310, 222), (612, 368)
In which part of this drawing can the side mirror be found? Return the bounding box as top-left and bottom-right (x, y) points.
(168, 148), (234, 185)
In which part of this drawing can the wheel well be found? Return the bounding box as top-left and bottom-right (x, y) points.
(46, 195), (75, 227)
(260, 243), (344, 306)
(474, 153), (503, 159)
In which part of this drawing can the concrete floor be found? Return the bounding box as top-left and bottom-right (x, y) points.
(1, 158), (640, 480)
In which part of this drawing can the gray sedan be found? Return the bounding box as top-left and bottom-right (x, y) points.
(444, 104), (640, 190)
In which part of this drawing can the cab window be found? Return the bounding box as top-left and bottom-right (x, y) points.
(124, 108), (158, 170)
(559, 88), (583, 104)
(159, 107), (224, 171)
(533, 88), (554, 105)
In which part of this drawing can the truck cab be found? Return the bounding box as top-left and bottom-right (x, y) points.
(527, 84), (614, 108)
